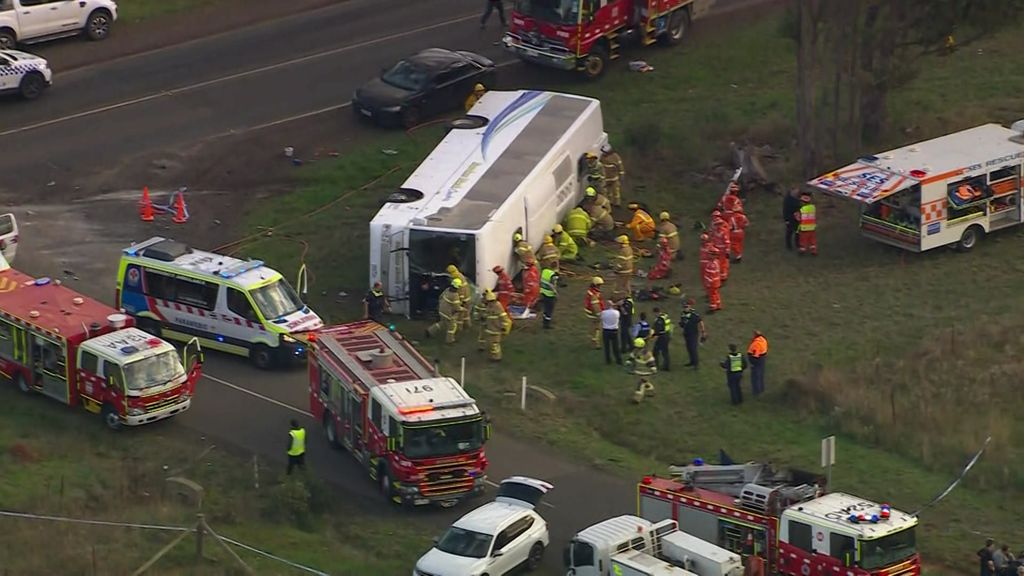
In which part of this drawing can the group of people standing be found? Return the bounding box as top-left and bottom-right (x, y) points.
(979, 539), (1024, 576)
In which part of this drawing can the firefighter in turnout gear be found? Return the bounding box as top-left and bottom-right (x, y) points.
(537, 234), (560, 271)
(585, 152), (604, 193)
(564, 206), (593, 247)
(484, 291), (511, 361)
(625, 203), (656, 242)
(473, 290), (492, 351)
(657, 211), (680, 259)
(796, 193), (818, 255)
(600, 144), (625, 208)
(613, 235), (634, 294)
(513, 232), (536, 268)
(631, 378), (656, 404)
(584, 277), (605, 349)
(703, 246), (722, 313)
(427, 279), (464, 343)
(491, 265), (515, 312)
(626, 337), (657, 376)
(711, 210), (731, 282)
(727, 205), (750, 263)
(552, 224), (579, 261)
(447, 264), (473, 329)
(539, 266), (559, 328)
(586, 187), (614, 236)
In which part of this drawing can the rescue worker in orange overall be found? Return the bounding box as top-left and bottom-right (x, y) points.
(647, 237), (673, 280)
(521, 262), (540, 310)
(491, 265), (515, 312)
(625, 203), (656, 242)
(698, 232), (714, 303)
(795, 193), (818, 255)
(657, 211), (681, 260)
(703, 245), (723, 313)
(722, 181), (743, 213)
(536, 234), (560, 271)
(612, 235), (634, 295)
(710, 210), (731, 283)
(584, 276), (605, 349)
(726, 206), (750, 263)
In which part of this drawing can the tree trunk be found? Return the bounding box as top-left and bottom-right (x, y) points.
(796, 0), (822, 177)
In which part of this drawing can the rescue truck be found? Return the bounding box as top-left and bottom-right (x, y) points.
(638, 463), (920, 576)
(308, 320), (490, 507)
(116, 237), (322, 369)
(502, 0), (709, 79)
(0, 264), (201, 430)
(368, 89), (606, 316)
(808, 120), (1024, 252)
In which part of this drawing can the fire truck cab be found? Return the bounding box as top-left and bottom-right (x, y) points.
(638, 463), (920, 576)
(309, 320), (489, 508)
(0, 265), (201, 429)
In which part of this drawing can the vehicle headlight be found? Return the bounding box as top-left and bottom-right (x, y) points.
(381, 106), (401, 113)
(282, 334), (296, 343)
(128, 408), (144, 416)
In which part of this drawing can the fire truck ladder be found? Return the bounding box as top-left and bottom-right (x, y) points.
(667, 462), (822, 515)
(318, 324), (435, 386)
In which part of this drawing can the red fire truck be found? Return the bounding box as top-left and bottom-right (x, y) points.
(502, 0), (702, 79)
(308, 320), (490, 508)
(638, 462), (921, 576)
(0, 266), (202, 429)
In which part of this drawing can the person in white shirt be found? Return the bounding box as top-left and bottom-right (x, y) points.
(600, 300), (622, 365)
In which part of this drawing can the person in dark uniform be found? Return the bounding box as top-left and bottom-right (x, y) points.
(480, 0), (506, 29)
(363, 282), (390, 323)
(720, 344), (747, 405)
(652, 307), (672, 372)
(783, 187), (802, 250)
(679, 300), (706, 370)
(617, 292), (635, 352)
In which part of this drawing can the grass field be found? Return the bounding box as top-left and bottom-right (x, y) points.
(234, 10), (1024, 572)
(0, 386), (429, 574)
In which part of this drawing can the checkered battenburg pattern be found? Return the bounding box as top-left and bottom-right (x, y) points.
(0, 64), (40, 78)
(921, 199), (947, 224)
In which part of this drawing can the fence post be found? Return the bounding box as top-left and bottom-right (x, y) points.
(194, 513), (205, 567)
(521, 376), (527, 411)
(460, 357), (466, 388)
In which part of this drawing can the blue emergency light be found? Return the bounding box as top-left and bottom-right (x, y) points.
(34, 277), (51, 286)
(218, 260), (264, 279)
(120, 346), (139, 354)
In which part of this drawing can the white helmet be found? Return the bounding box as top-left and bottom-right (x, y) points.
(601, 143), (612, 154)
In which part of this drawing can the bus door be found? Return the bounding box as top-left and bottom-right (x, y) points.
(31, 335), (68, 403)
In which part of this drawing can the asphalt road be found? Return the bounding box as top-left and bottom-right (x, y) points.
(0, 0), (770, 573)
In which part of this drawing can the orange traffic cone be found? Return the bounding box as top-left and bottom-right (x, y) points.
(139, 187), (154, 222)
(172, 192), (188, 224)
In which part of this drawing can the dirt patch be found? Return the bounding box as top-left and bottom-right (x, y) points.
(41, 0), (343, 72)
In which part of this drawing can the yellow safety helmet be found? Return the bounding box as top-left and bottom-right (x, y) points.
(451, 277), (463, 288)
(485, 290), (497, 302)
(446, 264), (459, 275)
(616, 235), (630, 244)
(634, 338), (646, 349)
(553, 224), (564, 234)
(628, 202), (640, 210)
(592, 276), (604, 286)
(474, 83), (486, 94)
(585, 152), (597, 160)
(585, 186), (597, 197)
(668, 285), (682, 296)
(659, 211), (670, 221)
(513, 232), (523, 242)
(543, 235), (553, 244)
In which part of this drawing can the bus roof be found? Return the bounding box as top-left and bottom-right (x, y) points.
(0, 267), (120, 341)
(121, 237), (282, 289)
(371, 90), (599, 232)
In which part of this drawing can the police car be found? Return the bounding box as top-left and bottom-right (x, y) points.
(0, 49), (51, 100)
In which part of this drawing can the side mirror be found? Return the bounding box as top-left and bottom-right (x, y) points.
(492, 550), (504, 558)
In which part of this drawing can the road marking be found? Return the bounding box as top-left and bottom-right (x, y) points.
(202, 373), (312, 418)
(0, 11), (483, 137)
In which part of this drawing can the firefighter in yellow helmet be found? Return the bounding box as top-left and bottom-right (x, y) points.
(585, 187), (614, 237)
(536, 234), (560, 271)
(585, 152), (604, 194)
(464, 83), (487, 112)
(484, 290), (511, 361)
(513, 232), (536, 268)
(426, 278), (463, 344)
(472, 289), (492, 351)
(552, 224), (579, 261)
(613, 235), (635, 294)
(583, 276), (605, 349)
(565, 205), (594, 247)
(600, 144), (625, 208)
(625, 202), (656, 242)
(657, 211), (681, 260)
(626, 337), (658, 376)
(447, 264), (473, 329)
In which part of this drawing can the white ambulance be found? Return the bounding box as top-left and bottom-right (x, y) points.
(808, 120), (1024, 252)
(115, 237), (322, 369)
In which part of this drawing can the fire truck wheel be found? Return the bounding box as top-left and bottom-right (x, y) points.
(662, 8), (690, 46)
(250, 344), (276, 370)
(323, 412), (340, 447)
(957, 225), (983, 251)
(526, 542), (545, 571)
(581, 46), (608, 80)
(13, 373), (30, 394)
(101, 404), (122, 431)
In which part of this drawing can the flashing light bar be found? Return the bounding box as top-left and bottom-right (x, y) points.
(122, 237), (167, 256)
(218, 259), (264, 279)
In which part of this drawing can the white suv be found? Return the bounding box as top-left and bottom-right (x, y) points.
(0, 0), (118, 49)
(414, 476), (552, 576)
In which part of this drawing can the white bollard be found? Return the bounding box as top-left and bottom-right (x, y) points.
(460, 357), (466, 389)
(521, 376), (527, 411)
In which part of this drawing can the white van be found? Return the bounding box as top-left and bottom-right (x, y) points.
(115, 237), (322, 369)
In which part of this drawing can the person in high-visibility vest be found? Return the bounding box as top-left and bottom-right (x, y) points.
(613, 235), (634, 294)
(601, 144), (625, 207)
(536, 234), (560, 271)
(652, 307), (672, 372)
(747, 330), (768, 396)
(720, 343), (747, 406)
(426, 279), (463, 343)
(657, 211), (680, 260)
(484, 291), (511, 361)
(539, 266), (559, 329)
(286, 419), (306, 475)
(795, 193), (818, 255)
(447, 264), (473, 329)
(564, 206), (593, 247)
(552, 224), (578, 262)
(583, 277), (605, 349)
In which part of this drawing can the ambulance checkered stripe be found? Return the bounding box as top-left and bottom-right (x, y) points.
(0, 64), (40, 77)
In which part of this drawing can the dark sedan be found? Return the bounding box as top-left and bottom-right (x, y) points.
(352, 48), (497, 128)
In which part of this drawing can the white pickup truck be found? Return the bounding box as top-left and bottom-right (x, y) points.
(0, 0), (117, 49)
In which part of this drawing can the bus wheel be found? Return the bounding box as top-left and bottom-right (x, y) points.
(101, 404), (122, 431)
(250, 344), (275, 370)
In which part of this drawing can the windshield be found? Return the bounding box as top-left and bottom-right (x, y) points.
(514, 0), (579, 25)
(403, 418), (485, 459)
(408, 229), (476, 280)
(381, 60), (430, 92)
(436, 526), (492, 559)
(568, 540), (596, 567)
(123, 350), (185, 391)
(860, 527), (917, 570)
(249, 278), (305, 321)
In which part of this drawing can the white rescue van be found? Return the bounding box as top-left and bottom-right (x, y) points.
(115, 237), (322, 369)
(808, 120), (1024, 252)
(368, 89), (607, 316)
